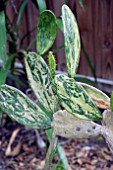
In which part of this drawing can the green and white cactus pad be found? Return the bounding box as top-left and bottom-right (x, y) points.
(110, 92), (113, 112)
(36, 10), (57, 55)
(25, 52), (58, 117)
(0, 85), (51, 129)
(53, 74), (102, 121)
(79, 82), (110, 109)
(62, 5), (81, 78)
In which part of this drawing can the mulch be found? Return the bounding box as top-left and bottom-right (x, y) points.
(0, 120), (113, 170)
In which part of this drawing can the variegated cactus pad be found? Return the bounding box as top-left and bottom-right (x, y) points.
(79, 82), (110, 109)
(25, 52), (58, 117)
(53, 74), (102, 121)
(36, 10), (57, 55)
(0, 85), (51, 129)
(62, 5), (81, 77)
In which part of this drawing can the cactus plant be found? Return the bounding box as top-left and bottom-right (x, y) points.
(53, 74), (102, 120)
(110, 92), (113, 111)
(36, 10), (57, 55)
(0, 4), (113, 170)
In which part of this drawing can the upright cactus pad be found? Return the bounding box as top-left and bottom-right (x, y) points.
(62, 5), (81, 78)
(36, 10), (57, 55)
(53, 74), (102, 121)
(25, 52), (58, 117)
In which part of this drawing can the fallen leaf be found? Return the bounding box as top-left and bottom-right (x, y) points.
(5, 128), (20, 156)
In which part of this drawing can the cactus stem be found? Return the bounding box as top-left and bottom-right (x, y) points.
(43, 131), (58, 170)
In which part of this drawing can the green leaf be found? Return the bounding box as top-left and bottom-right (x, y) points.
(0, 68), (8, 85)
(46, 129), (69, 169)
(79, 82), (110, 109)
(57, 17), (63, 32)
(53, 74), (102, 121)
(79, 0), (84, 9)
(48, 51), (56, 78)
(0, 55), (14, 85)
(62, 5), (81, 78)
(56, 143), (69, 169)
(110, 92), (113, 112)
(0, 85), (51, 129)
(8, 74), (27, 88)
(0, 108), (2, 120)
(25, 52), (58, 118)
(52, 44), (65, 54)
(74, 76), (94, 84)
(0, 11), (6, 67)
(36, 10), (57, 55)
(35, 0), (46, 13)
(27, 37), (36, 51)
(16, 0), (27, 33)
(81, 40), (97, 79)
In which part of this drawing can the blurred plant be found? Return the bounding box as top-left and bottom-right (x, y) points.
(1, 0), (47, 88)
(2, 0), (95, 89)
(56, 0), (96, 81)
(0, 0), (28, 88)
(31, 0), (46, 13)
(0, 0), (95, 89)
(0, 1), (69, 168)
(0, 1), (15, 120)
(1, 2), (113, 170)
(110, 92), (113, 112)
(0, 5), (113, 170)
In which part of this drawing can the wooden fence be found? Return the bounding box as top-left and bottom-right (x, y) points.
(6, 0), (113, 92)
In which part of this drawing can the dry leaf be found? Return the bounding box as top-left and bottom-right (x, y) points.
(79, 82), (110, 109)
(5, 128), (20, 156)
(67, 166), (73, 170)
(35, 160), (45, 170)
(35, 130), (45, 149)
(90, 95), (110, 109)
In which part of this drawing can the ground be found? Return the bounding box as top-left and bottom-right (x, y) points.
(0, 120), (113, 170)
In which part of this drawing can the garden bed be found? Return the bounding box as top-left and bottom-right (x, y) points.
(0, 121), (113, 170)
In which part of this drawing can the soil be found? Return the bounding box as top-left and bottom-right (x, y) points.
(0, 120), (113, 170)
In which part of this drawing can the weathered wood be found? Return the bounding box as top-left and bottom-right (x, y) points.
(92, 0), (113, 80)
(6, 0), (113, 83)
(70, 0), (113, 81)
(69, 0), (95, 76)
(6, 0), (39, 50)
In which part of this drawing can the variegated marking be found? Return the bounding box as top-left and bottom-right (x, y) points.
(62, 5), (81, 77)
(0, 85), (51, 129)
(25, 52), (58, 116)
(53, 74), (102, 121)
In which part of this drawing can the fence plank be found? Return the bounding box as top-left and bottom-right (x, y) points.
(92, 0), (113, 80)
(6, 0), (113, 82)
(73, 0), (94, 76)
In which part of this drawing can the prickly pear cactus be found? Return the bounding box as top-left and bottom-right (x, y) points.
(101, 110), (113, 154)
(36, 10), (57, 55)
(79, 82), (110, 109)
(48, 52), (56, 79)
(53, 74), (102, 120)
(52, 110), (101, 138)
(25, 52), (58, 118)
(110, 92), (113, 111)
(62, 5), (81, 78)
(0, 85), (51, 129)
